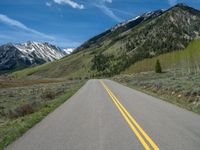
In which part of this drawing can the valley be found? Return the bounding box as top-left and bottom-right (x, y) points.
(1, 2), (200, 150)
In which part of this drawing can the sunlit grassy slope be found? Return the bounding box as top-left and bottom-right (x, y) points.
(12, 50), (94, 78)
(12, 35), (125, 78)
(124, 39), (200, 74)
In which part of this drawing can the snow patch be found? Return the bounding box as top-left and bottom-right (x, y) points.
(14, 41), (66, 62)
(63, 48), (74, 54)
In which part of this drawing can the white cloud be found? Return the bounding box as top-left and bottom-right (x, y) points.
(46, 2), (52, 7)
(50, 0), (120, 21)
(53, 0), (84, 9)
(95, 4), (122, 22)
(0, 14), (54, 39)
(0, 14), (80, 48)
(103, 0), (112, 3)
(93, 0), (122, 22)
(0, 30), (80, 48)
(168, 0), (177, 6)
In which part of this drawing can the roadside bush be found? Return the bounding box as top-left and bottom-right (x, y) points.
(185, 87), (200, 97)
(8, 102), (40, 118)
(41, 91), (56, 100)
(68, 77), (73, 80)
(84, 76), (89, 80)
(41, 89), (65, 101)
(191, 88), (200, 97)
(0, 110), (6, 117)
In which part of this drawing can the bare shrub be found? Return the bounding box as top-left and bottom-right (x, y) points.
(8, 102), (40, 118)
(41, 91), (56, 100)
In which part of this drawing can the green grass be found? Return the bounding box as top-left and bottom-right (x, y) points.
(11, 51), (94, 79)
(0, 80), (85, 150)
(124, 39), (200, 74)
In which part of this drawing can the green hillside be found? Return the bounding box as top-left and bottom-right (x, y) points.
(12, 4), (200, 78)
(124, 39), (200, 74)
(12, 50), (94, 78)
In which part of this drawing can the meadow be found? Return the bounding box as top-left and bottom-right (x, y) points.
(0, 77), (85, 149)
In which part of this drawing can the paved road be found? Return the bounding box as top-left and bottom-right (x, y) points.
(5, 80), (200, 150)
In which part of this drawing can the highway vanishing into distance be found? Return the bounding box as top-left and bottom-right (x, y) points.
(5, 80), (200, 150)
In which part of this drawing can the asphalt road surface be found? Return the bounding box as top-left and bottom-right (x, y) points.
(5, 79), (200, 150)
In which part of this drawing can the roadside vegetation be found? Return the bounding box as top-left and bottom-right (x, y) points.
(0, 77), (85, 149)
(113, 70), (200, 114)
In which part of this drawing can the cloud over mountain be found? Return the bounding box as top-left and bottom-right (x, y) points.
(0, 14), (54, 39)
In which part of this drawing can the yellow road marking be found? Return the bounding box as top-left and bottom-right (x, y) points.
(101, 82), (151, 150)
(100, 80), (159, 150)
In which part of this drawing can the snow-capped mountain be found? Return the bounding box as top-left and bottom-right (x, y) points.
(77, 9), (165, 52)
(63, 48), (74, 55)
(0, 41), (67, 72)
(111, 9), (164, 31)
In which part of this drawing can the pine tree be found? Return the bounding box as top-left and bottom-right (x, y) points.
(155, 59), (162, 73)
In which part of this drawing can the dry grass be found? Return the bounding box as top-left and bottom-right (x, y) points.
(113, 70), (200, 114)
(0, 77), (63, 88)
(0, 77), (86, 150)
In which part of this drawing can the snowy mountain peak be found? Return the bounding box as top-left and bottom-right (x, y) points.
(63, 48), (74, 55)
(141, 9), (164, 19)
(14, 41), (66, 62)
(0, 41), (67, 71)
(111, 9), (164, 32)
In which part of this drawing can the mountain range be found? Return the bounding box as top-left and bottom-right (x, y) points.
(5, 3), (200, 78)
(0, 41), (68, 73)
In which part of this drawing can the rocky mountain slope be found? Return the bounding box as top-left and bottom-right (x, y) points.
(75, 9), (164, 52)
(13, 4), (200, 78)
(0, 41), (66, 73)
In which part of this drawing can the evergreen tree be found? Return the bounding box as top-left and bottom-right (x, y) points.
(155, 59), (162, 73)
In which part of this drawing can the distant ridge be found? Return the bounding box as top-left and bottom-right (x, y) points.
(0, 41), (66, 73)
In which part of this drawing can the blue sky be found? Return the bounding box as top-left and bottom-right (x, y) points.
(0, 0), (200, 48)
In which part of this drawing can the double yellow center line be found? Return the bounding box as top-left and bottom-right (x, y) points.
(100, 80), (159, 150)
